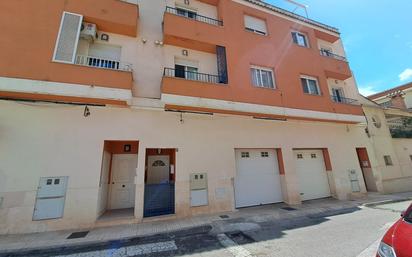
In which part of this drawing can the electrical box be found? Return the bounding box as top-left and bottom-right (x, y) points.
(190, 173), (208, 207)
(33, 177), (68, 220)
(348, 170), (361, 192)
(190, 173), (208, 190)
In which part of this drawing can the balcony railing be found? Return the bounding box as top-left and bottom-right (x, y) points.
(320, 50), (347, 62)
(165, 6), (223, 26)
(75, 55), (133, 72)
(331, 95), (358, 105)
(164, 67), (225, 84)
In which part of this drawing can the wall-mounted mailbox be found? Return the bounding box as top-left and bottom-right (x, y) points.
(190, 173), (208, 207)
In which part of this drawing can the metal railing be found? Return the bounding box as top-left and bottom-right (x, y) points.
(320, 50), (347, 62)
(75, 55), (133, 72)
(331, 95), (358, 105)
(164, 67), (225, 84)
(165, 6), (223, 26)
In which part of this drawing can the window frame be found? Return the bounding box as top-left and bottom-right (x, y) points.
(250, 65), (276, 89)
(175, 7), (197, 20)
(291, 31), (309, 48)
(52, 11), (84, 64)
(244, 15), (268, 36)
(300, 76), (321, 96)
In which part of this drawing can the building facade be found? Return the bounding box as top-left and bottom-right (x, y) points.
(363, 84), (412, 193)
(0, 0), (381, 234)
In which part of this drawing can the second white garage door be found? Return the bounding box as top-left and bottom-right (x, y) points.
(235, 149), (283, 208)
(294, 150), (331, 201)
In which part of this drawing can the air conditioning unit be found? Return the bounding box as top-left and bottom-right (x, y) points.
(80, 22), (97, 42)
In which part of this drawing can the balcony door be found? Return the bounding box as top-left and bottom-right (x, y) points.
(332, 88), (345, 102)
(175, 58), (198, 80)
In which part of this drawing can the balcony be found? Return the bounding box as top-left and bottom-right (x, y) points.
(320, 50), (352, 80)
(320, 50), (347, 62)
(65, 0), (139, 37)
(165, 7), (223, 26)
(75, 55), (133, 72)
(163, 68), (225, 84)
(163, 8), (225, 52)
(331, 95), (359, 105)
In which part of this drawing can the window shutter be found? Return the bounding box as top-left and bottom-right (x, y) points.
(244, 15), (267, 34)
(53, 12), (83, 63)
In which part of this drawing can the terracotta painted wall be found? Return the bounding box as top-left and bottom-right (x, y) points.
(162, 0), (362, 117)
(0, 0), (136, 90)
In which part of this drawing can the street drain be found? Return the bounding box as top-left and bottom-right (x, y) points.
(220, 215), (230, 219)
(282, 207), (297, 211)
(67, 231), (89, 239)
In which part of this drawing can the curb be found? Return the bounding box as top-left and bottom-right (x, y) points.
(0, 225), (212, 257)
(363, 197), (412, 207)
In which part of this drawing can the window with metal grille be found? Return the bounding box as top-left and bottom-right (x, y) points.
(251, 66), (275, 89)
(261, 152), (269, 157)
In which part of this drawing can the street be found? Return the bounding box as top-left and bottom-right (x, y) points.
(4, 200), (410, 257)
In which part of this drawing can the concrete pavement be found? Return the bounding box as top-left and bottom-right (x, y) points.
(0, 192), (411, 257)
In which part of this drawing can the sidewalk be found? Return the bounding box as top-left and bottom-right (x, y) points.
(0, 192), (411, 255)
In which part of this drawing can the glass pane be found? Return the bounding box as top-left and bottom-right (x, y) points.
(186, 66), (198, 80)
(261, 70), (269, 87)
(297, 34), (307, 46)
(292, 32), (298, 44)
(308, 79), (319, 95)
(301, 78), (309, 93)
(251, 68), (258, 86)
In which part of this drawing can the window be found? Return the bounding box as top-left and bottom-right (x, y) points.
(297, 154), (303, 159)
(410, 155), (412, 162)
(311, 153), (317, 159)
(261, 152), (269, 157)
(176, 8), (197, 19)
(379, 100), (393, 108)
(292, 32), (308, 47)
(384, 155), (393, 166)
(301, 77), (320, 95)
(251, 66), (275, 89)
(332, 88), (345, 103)
(241, 152), (250, 158)
(175, 64), (198, 80)
(244, 15), (267, 35)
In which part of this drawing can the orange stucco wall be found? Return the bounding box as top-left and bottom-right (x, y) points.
(162, 0), (361, 116)
(0, 0), (136, 90)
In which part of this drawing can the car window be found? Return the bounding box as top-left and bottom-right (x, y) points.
(405, 207), (412, 222)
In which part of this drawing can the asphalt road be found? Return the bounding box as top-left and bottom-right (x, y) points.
(5, 200), (411, 257)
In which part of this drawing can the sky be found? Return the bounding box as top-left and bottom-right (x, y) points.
(266, 0), (412, 96)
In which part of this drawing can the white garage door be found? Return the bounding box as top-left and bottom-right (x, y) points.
(235, 149), (283, 208)
(294, 150), (331, 201)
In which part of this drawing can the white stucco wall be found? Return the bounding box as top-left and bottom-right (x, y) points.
(0, 100), (372, 234)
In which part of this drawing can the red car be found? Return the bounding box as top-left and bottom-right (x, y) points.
(377, 203), (412, 257)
